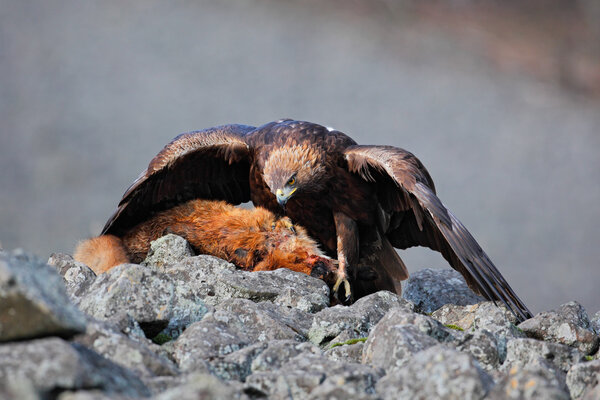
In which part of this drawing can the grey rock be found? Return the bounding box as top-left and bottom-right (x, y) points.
(72, 318), (179, 378)
(487, 365), (570, 400)
(519, 301), (599, 355)
(246, 353), (381, 400)
(308, 382), (379, 400)
(0, 376), (40, 400)
(57, 391), (130, 400)
(567, 359), (600, 399)
(0, 250), (87, 342)
(432, 301), (523, 337)
(308, 291), (413, 346)
(217, 298), (313, 340)
(0, 337), (150, 397)
(214, 298), (308, 342)
(324, 341), (365, 364)
(208, 339), (323, 382)
(250, 340), (321, 373)
(402, 268), (485, 313)
(48, 252), (97, 300)
(362, 314), (441, 371)
(154, 373), (251, 400)
(375, 345), (492, 400)
(142, 234), (195, 268)
(143, 375), (191, 396)
(214, 342), (270, 381)
(169, 317), (249, 372)
(432, 301), (526, 361)
(362, 307), (459, 371)
(591, 311), (600, 335)
(583, 385), (600, 400)
(163, 255), (330, 313)
(76, 263), (210, 338)
(170, 299), (313, 374)
(455, 329), (501, 371)
(503, 338), (584, 374)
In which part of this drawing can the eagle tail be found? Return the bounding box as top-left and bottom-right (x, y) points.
(356, 235), (408, 297)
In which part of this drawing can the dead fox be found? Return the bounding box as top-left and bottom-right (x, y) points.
(74, 199), (337, 283)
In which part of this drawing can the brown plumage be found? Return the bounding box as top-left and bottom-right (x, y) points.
(102, 119), (533, 321)
(76, 199), (337, 283)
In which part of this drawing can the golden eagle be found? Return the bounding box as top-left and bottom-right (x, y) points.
(102, 119), (532, 321)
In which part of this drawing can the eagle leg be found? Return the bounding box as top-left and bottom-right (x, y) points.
(333, 211), (359, 304)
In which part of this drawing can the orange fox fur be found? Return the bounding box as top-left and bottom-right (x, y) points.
(74, 199), (337, 281)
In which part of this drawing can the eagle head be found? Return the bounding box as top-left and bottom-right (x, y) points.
(263, 143), (327, 207)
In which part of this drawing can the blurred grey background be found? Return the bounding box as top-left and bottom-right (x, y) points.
(1, 0), (599, 314)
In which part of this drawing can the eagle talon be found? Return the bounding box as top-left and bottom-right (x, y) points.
(332, 275), (352, 304)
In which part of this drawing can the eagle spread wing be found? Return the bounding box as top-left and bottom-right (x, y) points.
(102, 124), (256, 236)
(344, 145), (533, 321)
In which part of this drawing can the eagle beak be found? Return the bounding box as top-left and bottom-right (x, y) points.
(276, 187), (296, 207)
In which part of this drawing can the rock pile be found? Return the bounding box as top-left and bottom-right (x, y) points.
(1, 235), (599, 399)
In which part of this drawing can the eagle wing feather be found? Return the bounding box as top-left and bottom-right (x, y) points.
(344, 145), (532, 321)
(102, 124), (256, 235)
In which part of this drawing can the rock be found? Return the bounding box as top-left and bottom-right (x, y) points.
(455, 329), (501, 371)
(170, 299), (313, 374)
(214, 298), (308, 342)
(308, 382), (379, 400)
(324, 341), (365, 364)
(0, 376), (39, 400)
(590, 311), (600, 334)
(217, 298), (313, 340)
(57, 391), (130, 400)
(361, 306), (459, 372)
(503, 338), (584, 374)
(0, 250), (87, 342)
(362, 310), (443, 371)
(432, 301), (523, 337)
(207, 339), (324, 383)
(48, 252), (97, 300)
(308, 291), (413, 346)
(169, 316), (248, 373)
(142, 234), (195, 268)
(250, 340), (321, 373)
(432, 301), (527, 361)
(76, 263), (210, 338)
(518, 301), (599, 355)
(0, 337), (150, 397)
(487, 364), (570, 400)
(163, 255), (330, 313)
(154, 373), (251, 400)
(213, 342), (271, 381)
(583, 385), (600, 400)
(375, 345), (492, 400)
(72, 317), (179, 378)
(402, 268), (485, 314)
(567, 359), (600, 399)
(245, 353), (381, 400)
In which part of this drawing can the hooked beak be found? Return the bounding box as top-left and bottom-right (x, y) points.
(276, 187), (297, 207)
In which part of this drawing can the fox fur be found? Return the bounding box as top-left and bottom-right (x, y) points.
(74, 199), (337, 281)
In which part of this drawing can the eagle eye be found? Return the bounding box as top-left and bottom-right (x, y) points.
(287, 176), (296, 186)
